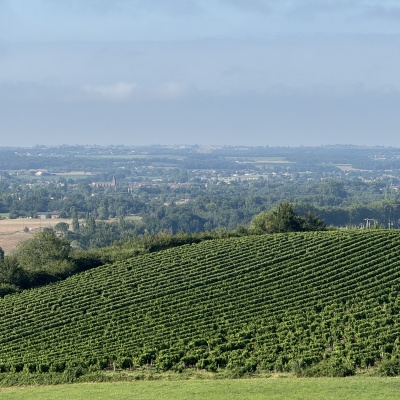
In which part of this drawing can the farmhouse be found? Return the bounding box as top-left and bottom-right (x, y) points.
(37, 212), (61, 219)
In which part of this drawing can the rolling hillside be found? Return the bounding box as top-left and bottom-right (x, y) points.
(1, 230), (400, 375)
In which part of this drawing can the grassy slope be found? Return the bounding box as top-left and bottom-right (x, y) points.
(1, 378), (400, 400)
(1, 230), (400, 373)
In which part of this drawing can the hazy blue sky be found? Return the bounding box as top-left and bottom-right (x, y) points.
(1, 0), (400, 146)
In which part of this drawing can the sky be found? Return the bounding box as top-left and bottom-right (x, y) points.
(1, 0), (400, 147)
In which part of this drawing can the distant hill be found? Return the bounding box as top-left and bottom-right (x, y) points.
(1, 230), (400, 376)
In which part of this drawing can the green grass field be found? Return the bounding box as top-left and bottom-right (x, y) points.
(1, 378), (400, 400)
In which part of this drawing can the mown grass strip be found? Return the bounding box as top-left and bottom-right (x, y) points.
(1, 378), (400, 400)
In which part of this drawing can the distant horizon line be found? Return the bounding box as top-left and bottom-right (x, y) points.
(0, 143), (398, 150)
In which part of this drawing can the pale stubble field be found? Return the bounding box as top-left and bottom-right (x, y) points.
(0, 219), (72, 254)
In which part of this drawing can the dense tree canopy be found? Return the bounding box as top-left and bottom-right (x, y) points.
(12, 229), (75, 276)
(251, 202), (326, 233)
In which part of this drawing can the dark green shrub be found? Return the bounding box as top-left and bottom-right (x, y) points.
(63, 362), (88, 382)
(119, 356), (133, 370)
(300, 358), (355, 377)
(0, 283), (20, 297)
(378, 358), (400, 376)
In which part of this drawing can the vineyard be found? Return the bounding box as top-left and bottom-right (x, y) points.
(1, 230), (400, 375)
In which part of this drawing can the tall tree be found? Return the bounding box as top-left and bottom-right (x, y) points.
(251, 201), (303, 233)
(302, 211), (326, 231)
(12, 229), (74, 275)
(71, 207), (79, 232)
(251, 202), (325, 233)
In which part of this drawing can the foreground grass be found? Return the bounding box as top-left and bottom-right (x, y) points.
(1, 377), (400, 400)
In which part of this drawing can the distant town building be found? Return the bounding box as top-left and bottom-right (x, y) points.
(91, 176), (117, 188)
(34, 170), (50, 176)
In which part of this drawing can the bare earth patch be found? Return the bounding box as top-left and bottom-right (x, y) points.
(0, 219), (72, 254)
